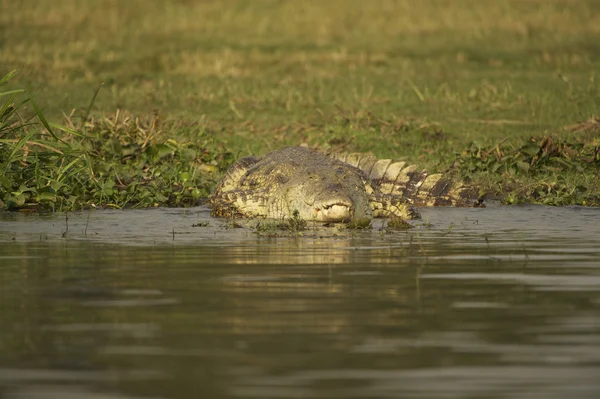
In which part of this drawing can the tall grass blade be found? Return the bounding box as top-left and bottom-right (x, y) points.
(82, 83), (103, 130)
(0, 69), (18, 86)
(29, 97), (72, 148)
(50, 122), (94, 139)
(0, 89), (25, 98)
(56, 155), (86, 183)
(2, 129), (36, 174)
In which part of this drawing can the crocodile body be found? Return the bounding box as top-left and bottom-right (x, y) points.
(210, 147), (483, 224)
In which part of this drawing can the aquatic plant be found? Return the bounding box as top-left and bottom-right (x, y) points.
(0, 71), (233, 211)
(455, 130), (600, 206)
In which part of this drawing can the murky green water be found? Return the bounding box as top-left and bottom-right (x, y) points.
(1, 203), (599, 398)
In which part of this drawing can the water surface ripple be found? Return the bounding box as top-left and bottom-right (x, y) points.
(1, 203), (599, 398)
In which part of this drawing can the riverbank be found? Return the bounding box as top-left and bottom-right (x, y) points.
(1, 0), (598, 210)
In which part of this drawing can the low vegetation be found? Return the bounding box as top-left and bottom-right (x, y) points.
(1, 0), (599, 212)
(254, 210), (308, 236)
(456, 129), (600, 206)
(0, 71), (233, 211)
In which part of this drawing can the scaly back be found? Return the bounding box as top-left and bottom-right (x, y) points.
(329, 151), (483, 207)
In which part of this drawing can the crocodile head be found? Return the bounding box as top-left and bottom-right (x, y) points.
(212, 147), (376, 226)
(281, 172), (373, 226)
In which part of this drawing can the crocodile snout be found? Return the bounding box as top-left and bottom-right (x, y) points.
(312, 186), (372, 224)
(316, 201), (354, 223)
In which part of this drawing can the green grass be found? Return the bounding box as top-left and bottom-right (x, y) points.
(1, 0), (599, 210)
(0, 70), (233, 210)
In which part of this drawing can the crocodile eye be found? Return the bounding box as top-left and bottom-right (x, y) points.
(274, 174), (289, 184)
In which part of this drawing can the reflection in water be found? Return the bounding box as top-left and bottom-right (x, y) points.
(0, 204), (599, 398)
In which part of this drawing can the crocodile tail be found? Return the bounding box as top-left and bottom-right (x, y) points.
(331, 152), (484, 207)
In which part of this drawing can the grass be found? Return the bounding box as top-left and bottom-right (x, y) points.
(1, 0), (599, 210)
(0, 70), (233, 210)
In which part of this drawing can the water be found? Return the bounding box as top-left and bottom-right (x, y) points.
(1, 203), (599, 399)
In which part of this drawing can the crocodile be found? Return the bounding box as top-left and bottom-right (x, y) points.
(209, 146), (483, 225)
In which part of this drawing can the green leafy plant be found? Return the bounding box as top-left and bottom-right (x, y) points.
(0, 71), (233, 211)
(454, 132), (600, 206)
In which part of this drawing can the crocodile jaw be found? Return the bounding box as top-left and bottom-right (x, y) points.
(314, 202), (354, 223)
(311, 194), (372, 226)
